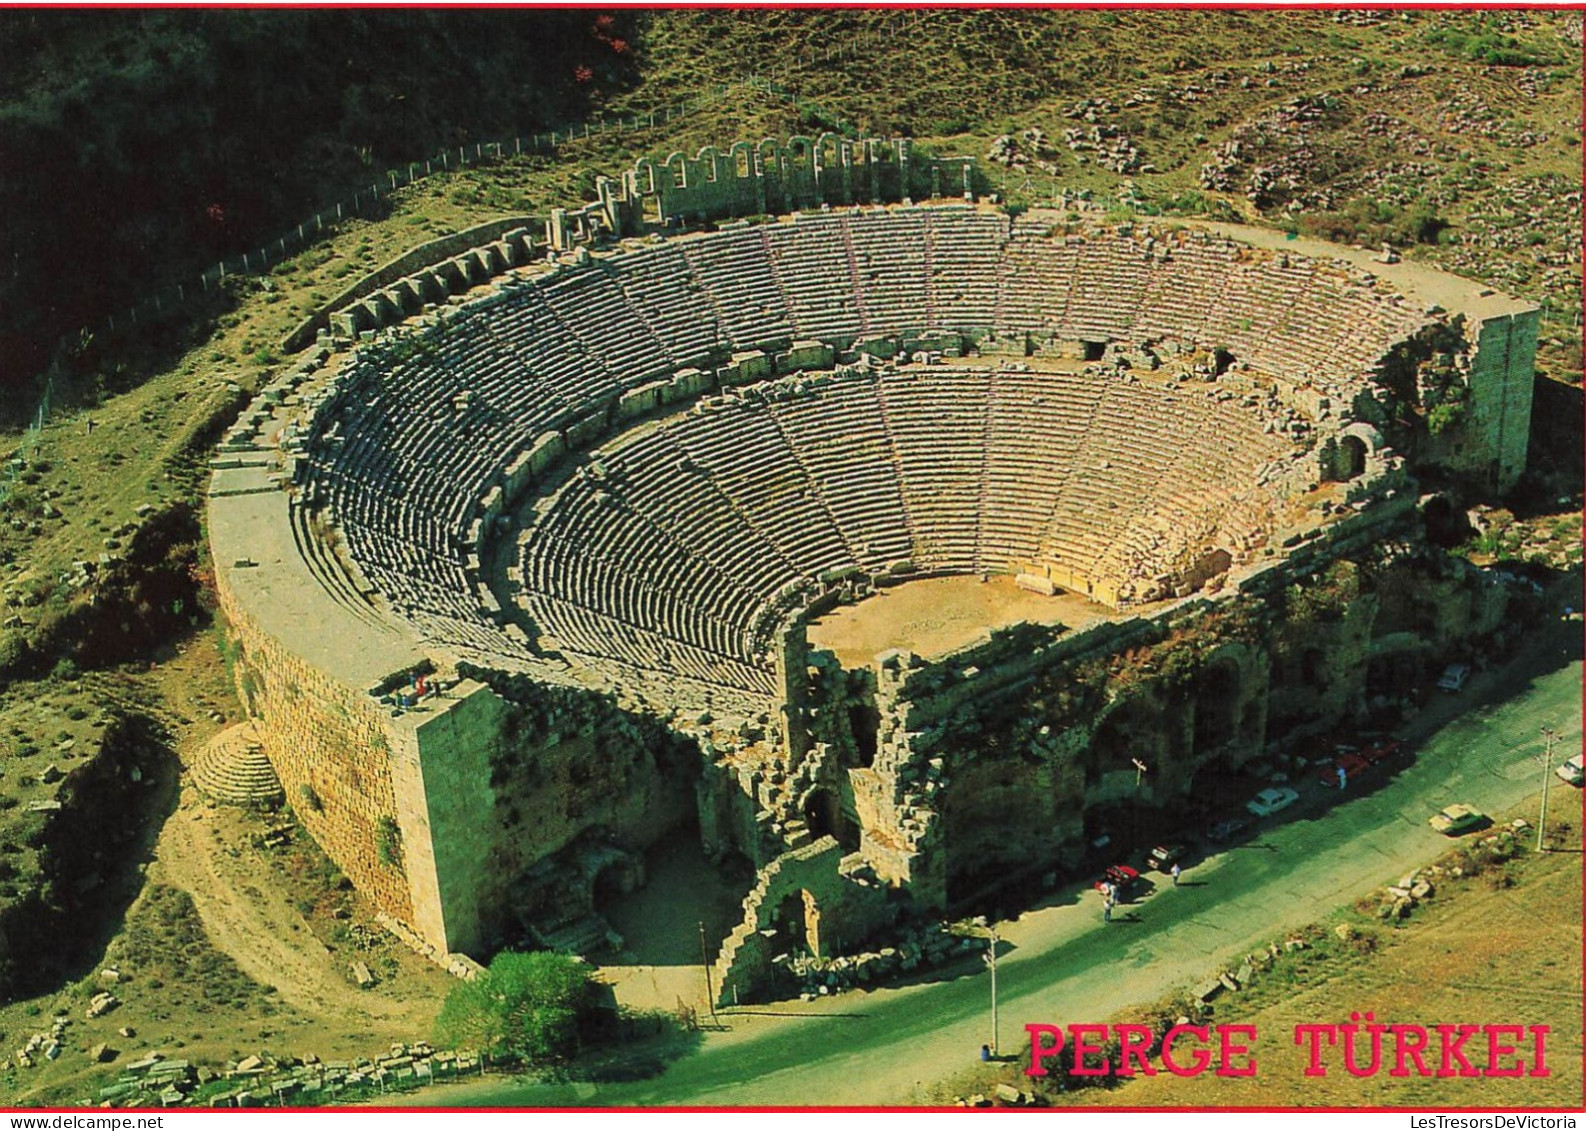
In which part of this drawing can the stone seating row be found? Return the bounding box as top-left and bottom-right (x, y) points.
(517, 365), (1297, 693)
(301, 210), (1417, 704)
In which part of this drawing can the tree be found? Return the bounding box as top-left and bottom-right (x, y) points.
(434, 950), (597, 1063)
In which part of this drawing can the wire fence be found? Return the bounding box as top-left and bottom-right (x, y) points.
(85, 9), (944, 341)
(8, 15), (947, 485)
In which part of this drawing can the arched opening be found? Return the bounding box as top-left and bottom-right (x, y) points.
(770, 888), (821, 957)
(1192, 661), (1240, 753)
(1213, 348), (1235, 376)
(848, 702), (880, 768)
(1337, 435), (1367, 481)
(1420, 493), (1468, 547)
(1082, 339), (1107, 361)
(802, 787), (860, 852)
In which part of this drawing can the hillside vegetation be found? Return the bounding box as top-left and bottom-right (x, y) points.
(0, 9), (1577, 1103)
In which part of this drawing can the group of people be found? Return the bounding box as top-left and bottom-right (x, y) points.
(1100, 862), (1181, 923)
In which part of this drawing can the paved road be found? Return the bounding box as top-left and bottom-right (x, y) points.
(415, 623), (1582, 1107)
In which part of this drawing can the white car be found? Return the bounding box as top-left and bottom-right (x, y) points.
(1557, 754), (1584, 788)
(1246, 787), (1300, 818)
(1436, 663), (1471, 693)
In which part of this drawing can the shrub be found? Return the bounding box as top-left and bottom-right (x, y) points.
(375, 815), (402, 868)
(433, 950), (598, 1064)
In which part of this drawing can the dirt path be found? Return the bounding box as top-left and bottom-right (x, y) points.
(144, 634), (447, 1049)
(151, 797), (434, 1034)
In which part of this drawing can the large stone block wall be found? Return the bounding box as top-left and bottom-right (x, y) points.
(403, 683), (508, 954)
(1468, 311), (1538, 493)
(214, 588), (415, 925)
(452, 669), (703, 942)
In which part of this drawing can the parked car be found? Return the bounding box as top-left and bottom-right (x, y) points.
(1360, 738), (1405, 766)
(1437, 663), (1471, 693)
(1318, 753), (1371, 788)
(1146, 843), (1188, 871)
(1556, 754), (1585, 788)
(1095, 863), (1140, 895)
(1205, 816), (1251, 843)
(1246, 786), (1300, 817)
(1429, 803), (1485, 835)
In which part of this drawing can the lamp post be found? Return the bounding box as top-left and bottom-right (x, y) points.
(984, 925), (1001, 1058)
(1537, 727), (1557, 853)
(699, 920), (719, 1027)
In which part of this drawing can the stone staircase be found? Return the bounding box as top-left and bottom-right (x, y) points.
(190, 722), (284, 806)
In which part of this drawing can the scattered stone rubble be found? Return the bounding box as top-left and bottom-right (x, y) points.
(953, 1083), (1049, 1108)
(776, 921), (982, 999)
(90, 1043), (483, 1109)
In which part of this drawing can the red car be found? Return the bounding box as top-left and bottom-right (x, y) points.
(1318, 752), (1371, 788)
(1095, 864), (1140, 894)
(1360, 738), (1404, 765)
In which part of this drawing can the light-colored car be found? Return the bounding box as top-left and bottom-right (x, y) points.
(1246, 786), (1300, 817)
(1556, 754), (1584, 787)
(1429, 803), (1485, 835)
(1436, 663), (1471, 693)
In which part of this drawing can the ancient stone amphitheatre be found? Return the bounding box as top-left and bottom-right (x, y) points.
(210, 140), (1535, 1004)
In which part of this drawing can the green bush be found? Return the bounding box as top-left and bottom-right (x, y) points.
(1428, 400), (1467, 435)
(375, 815), (402, 868)
(433, 950), (598, 1064)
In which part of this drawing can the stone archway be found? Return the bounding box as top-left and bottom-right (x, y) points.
(801, 787), (860, 852)
(771, 888), (822, 957)
(1337, 434), (1368, 481)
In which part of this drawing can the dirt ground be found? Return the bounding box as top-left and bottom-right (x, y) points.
(806, 574), (1121, 667)
(0, 631), (451, 1106)
(1061, 828), (1584, 1108)
(594, 835), (752, 1016)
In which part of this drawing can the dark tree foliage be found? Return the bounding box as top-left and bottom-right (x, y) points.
(0, 10), (638, 393)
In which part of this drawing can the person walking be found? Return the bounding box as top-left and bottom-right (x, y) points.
(1170, 862), (1182, 887)
(1102, 897), (1113, 923)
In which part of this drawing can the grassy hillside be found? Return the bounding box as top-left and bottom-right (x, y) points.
(0, 10), (1576, 1098)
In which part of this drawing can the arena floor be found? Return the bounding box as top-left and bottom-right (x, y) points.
(805, 574), (1124, 667)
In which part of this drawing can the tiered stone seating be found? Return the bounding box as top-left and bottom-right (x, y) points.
(875, 368), (990, 573)
(298, 208), (1430, 713)
(997, 222), (1078, 330)
(677, 225), (794, 350)
(1062, 237), (1150, 343)
(536, 266), (665, 401)
(1087, 386), (1292, 585)
(924, 207), (1006, 329)
(609, 242), (720, 368)
(763, 214), (866, 343)
(979, 368), (1105, 572)
(846, 208), (930, 338)
(669, 402), (854, 579)
(1134, 235), (1235, 344)
(762, 374), (914, 567)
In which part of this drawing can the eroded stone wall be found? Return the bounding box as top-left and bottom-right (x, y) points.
(214, 587), (415, 925)
(455, 667), (703, 945)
